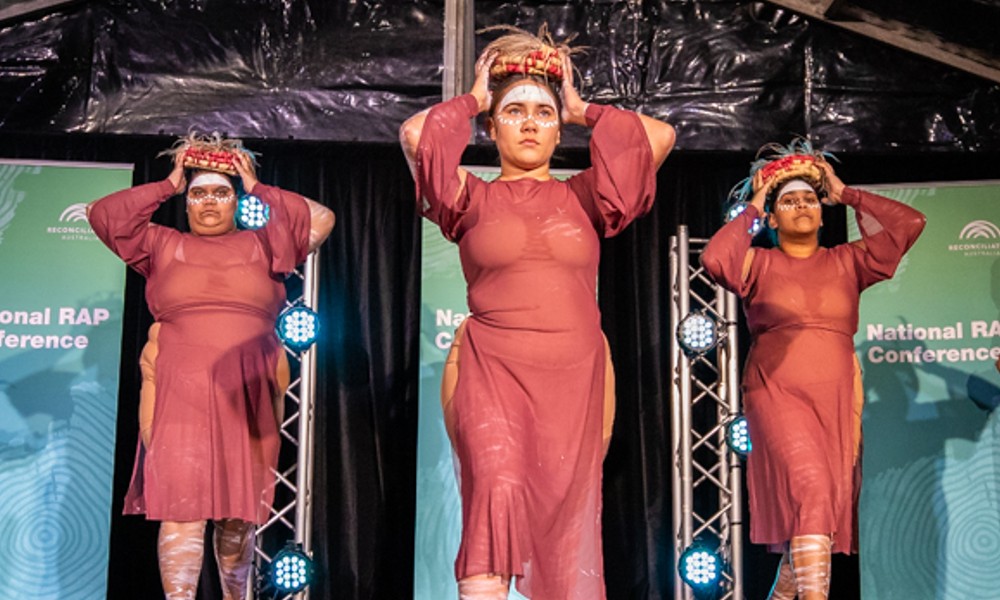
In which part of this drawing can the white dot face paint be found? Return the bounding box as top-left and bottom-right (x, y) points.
(773, 178), (820, 211)
(494, 114), (560, 129)
(187, 172), (236, 205)
(774, 198), (820, 211)
(186, 191), (236, 205)
(495, 82), (560, 128)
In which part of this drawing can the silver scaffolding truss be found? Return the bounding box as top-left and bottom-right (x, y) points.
(250, 252), (320, 600)
(670, 225), (744, 600)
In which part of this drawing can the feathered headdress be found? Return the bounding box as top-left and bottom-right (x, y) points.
(159, 131), (257, 177)
(480, 24), (581, 84)
(723, 138), (837, 235)
(728, 138), (837, 209)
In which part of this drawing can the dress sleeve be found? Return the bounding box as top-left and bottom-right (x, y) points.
(700, 205), (760, 297)
(569, 103), (657, 237)
(87, 179), (175, 277)
(842, 187), (927, 289)
(248, 183), (313, 275)
(414, 93), (480, 241)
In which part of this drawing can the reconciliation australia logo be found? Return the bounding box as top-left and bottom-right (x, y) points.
(47, 203), (97, 241)
(948, 219), (1000, 257)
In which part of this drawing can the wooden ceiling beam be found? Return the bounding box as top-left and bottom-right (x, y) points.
(0, 0), (83, 25)
(764, 0), (1000, 83)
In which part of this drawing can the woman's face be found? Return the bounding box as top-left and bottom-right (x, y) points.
(489, 81), (561, 174)
(768, 188), (822, 236)
(186, 172), (237, 236)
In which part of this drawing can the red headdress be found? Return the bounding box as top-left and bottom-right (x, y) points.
(480, 24), (580, 85)
(729, 138), (835, 208)
(724, 138), (836, 235)
(160, 131), (256, 177)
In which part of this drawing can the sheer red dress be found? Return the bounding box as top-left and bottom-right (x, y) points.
(415, 93), (657, 598)
(701, 189), (925, 553)
(89, 179), (311, 524)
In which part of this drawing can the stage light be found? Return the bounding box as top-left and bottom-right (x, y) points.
(236, 194), (270, 230)
(725, 201), (763, 235)
(726, 415), (751, 457)
(678, 540), (724, 598)
(269, 543), (313, 594)
(277, 306), (319, 351)
(677, 312), (719, 355)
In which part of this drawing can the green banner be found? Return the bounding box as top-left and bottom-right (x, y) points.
(854, 182), (1000, 599)
(414, 214), (469, 599)
(414, 167), (577, 599)
(0, 160), (133, 599)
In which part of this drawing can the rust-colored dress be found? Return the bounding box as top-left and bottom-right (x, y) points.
(89, 179), (311, 524)
(701, 188), (925, 553)
(415, 94), (656, 598)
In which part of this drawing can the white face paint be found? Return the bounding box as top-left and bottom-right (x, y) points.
(187, 172), (236, 205)
(189, 172), (233, 190)
(775, 197), (820, 211)
(775, 178), (815, 198)
(773, 179), (820, 210)
(494, 82), (560, 128)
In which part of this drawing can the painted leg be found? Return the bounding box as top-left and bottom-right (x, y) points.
(768, 552), (796, 600)
(441, 320), (467, 449)
(158, 520), (207, 600)
(213, 519), (256, 600)
(789, 534), (832, 600)
(138, 323), (160, 448)
(457, 574), (511, 600)
(601, 333), (616, 457)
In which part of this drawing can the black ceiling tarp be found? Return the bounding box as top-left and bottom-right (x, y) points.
(0, 0), (997, 151)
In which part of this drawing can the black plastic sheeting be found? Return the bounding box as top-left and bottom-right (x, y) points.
(0, 0), (997, 151)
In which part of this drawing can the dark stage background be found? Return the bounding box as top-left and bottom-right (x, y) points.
(1, 0), (999, 599)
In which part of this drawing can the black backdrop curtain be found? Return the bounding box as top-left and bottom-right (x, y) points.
(0, 133), (997, 599)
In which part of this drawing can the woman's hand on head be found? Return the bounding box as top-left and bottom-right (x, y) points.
(750, 171), (773, 212)
(471, 49), (497, 113)
(167, 151), (187, 195)
(559, 52), (588, 126)
(232, 151), (259, 193)
(816, 159), (845, 204)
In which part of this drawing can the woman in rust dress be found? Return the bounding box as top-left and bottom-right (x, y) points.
(88, 138), (333, 600)
(400, 27), (675, 599)
(701, 148), (925, 599)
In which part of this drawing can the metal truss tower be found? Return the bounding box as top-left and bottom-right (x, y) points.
(670, 225), (744, 600)
(251, 253), (320, 600)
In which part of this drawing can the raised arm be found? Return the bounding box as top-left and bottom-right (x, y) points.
(86, 155), (185, 275)
(399, 50), (497, 239)
(303, 197), (335, 253)
(701, 207), (760, 296)
(400, 50), (496, 203)
(700, 173), (772, 295)
(398, 107), (432, 178)
(559, 53), (675, 169)
(818, 160), (927, 286)
(232, 152), (334, 253)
